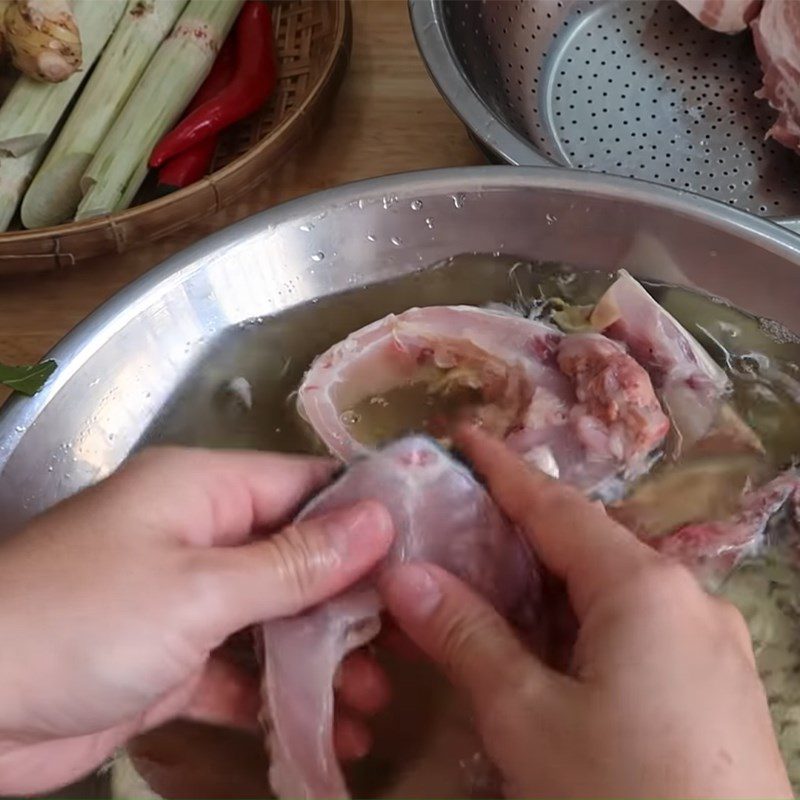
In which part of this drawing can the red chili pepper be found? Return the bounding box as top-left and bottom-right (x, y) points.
(150, 1), (277, 169)
(156, 135), (219, 193)
(155, 35), (237, 193)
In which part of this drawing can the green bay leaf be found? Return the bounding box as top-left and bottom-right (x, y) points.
(0, 360), (57, 396)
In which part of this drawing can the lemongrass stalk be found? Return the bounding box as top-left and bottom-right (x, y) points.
(0, 0), (126, 156)
(0, 147), (41, 230)
(21, 0), (188, 229)
(76, 0), (243, 220)
(115, 157), (148, 212)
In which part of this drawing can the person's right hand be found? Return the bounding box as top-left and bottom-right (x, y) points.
(381, 429), (792, 799)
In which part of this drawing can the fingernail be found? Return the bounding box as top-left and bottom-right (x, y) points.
(324, 501), (394, 558)
(381, 564), (443, 621)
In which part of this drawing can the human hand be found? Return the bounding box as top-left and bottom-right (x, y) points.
(381, 429), (791, 799)
(0, 447), (394, 795)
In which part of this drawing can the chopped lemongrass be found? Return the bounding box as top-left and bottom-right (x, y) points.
(0, 0), (126, 157)
(115, 157), (148, 212)
(0, 148), (41, 231)
(74, 157), (148, 222)
(21, 0), (188, 229)
(76, 0), (243, 220)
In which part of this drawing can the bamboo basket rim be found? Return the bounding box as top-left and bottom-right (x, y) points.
(0, 0), (348, 254)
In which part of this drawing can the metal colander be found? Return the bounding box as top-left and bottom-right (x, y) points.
(410, 0), (800, 220)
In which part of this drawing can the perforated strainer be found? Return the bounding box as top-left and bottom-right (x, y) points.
(410, 0), (800, 225)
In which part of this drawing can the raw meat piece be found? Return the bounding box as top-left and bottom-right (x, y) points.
(556, 333), (669, 466)
(298, 305), (668, 498)
(654, 469), (800, 588)
(752, 0), (800, 152)
(675, 0), (762, 32)
(505, 331), (669, 497)
(591, 270), (730, 456)
(260, 436), (539, 800)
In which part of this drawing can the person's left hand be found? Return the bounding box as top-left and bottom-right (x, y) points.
(0, 447), (394, 795)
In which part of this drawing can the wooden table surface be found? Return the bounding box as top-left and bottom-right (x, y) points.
(0, 0), (483, 370)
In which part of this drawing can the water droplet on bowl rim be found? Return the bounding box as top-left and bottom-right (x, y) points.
(411, 199), (423, 211)
(390, 236), (403, 246)
(311, 252), (325, 262)
(366, 233), (376, 242)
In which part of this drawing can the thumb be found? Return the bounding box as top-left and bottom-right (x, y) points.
(380, 563), (552, 721)
(200, 500), (394, 633)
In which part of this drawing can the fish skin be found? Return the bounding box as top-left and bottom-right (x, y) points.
(260, 436), (540, 800)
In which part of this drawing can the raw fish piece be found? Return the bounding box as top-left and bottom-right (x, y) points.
(752, 0), (800, 153)
(675, 0), (761, 32)
(298, 305), (668, 498)
(678, 0), (800, 158)
(557, 334), (669, 466)
(654, 469), (800, 588)
(504, 332), (669, 497)
(298, 305), (568, 462)
(591, 270), (731, 455)
(260, 436), (539, 800)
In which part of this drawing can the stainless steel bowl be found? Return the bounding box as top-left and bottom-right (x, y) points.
(1, 166), (800, 539)
(409, 0), (800, 222)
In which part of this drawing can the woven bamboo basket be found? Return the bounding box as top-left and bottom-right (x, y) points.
(0, 0), (351, 276)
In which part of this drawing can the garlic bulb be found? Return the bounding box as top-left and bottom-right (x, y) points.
(5, 0), (81, 82)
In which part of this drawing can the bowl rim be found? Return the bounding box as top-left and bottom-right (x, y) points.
(408, 0), (557, 169)
(1, 164), (799, 469)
